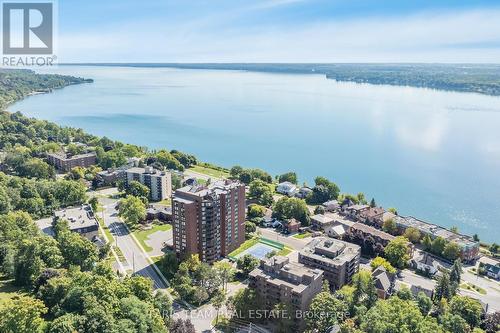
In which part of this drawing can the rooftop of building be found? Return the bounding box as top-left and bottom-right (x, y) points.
(300, 237), (360, 266)
(350, 223), (395, 241)
(175, 179), (243, 199)
(47, 152), (96, 160)
(127, 166), (169, 176)
(360, 207), (386, 218)
(250, 256), (323, 294)
(394, 215), (477, 247)
(54, 205), (98, 230)
(346, 204), (370, 211)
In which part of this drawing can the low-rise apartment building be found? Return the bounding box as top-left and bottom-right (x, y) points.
(47, 152), (96, 172)
(54, 205), (99, 240)
(126, 167), (172, 201)
(299, 237), (360, 290)
(249, 256), (323, 328)
(345, 223), (396, 256)
(172, 180), (245, 263)
(394, 216), (480, 262)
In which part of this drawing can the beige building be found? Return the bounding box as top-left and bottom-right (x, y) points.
(126, 167), (172, 201)
(248, 256), (323, 328)
(299, 237), (360, 290)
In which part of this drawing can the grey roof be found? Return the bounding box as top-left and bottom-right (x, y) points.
(54, 205), (98, 230)
(373, 266), (392, 292)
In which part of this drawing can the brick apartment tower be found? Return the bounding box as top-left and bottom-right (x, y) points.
(172, 180), (245, 263)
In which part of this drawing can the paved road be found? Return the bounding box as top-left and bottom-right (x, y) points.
(397, 267), (500, 312)
(98, 196), (167, 289)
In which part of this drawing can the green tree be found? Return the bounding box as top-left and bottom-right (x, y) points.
(153, 290), (173, 326)
(443, 242), (461, 261)
(384, 236), (410, 269)
(352, 270), (378, 309)
(88, 196), (99, 212)
(126, 180), (150, 201)
(370, 256), (396, 274)
(382, 218), (397, 235)
(212, 289), (226, 325)
(248, 180), (274, 206)
(431, 237), (447, 256)
(449, 259), (462, 284)
(370, 198), (376, 208)
(278, 172), (298, 184)
(57, 228), (99, 271)
(228, 288), (263, 322)
(307, 281), (348, 332)
(416, 291), (433, 315)
(440, 313), (470, 333)
(214, 261), (235, 291)
(422, 234), (432, 251)
(0, 296), (47, 333)
(236, 254), (259, 277)
(360, 297), (443, 333)
(273, 196), (310, 226)
(314, 176), (340, 200)
(247, 204), (266, 219)
(434, 272), (455, 302)
(118, 195), (146, 227)
(273, 302), (295, 333)
(245, 221), (257, 235)
(404, 227), (421, 243)
(449, 295), (483, 328)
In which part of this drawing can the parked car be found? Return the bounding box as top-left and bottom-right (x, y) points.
(261, 216), (274, 228)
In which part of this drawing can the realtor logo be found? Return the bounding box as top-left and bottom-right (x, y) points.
(2, 2), (53, 54)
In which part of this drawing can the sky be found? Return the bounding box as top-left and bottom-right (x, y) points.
(55, 0), (500, 63)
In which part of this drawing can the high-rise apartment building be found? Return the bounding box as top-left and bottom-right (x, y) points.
(125, 167), (172, 201)
(172, 180), (245, 263)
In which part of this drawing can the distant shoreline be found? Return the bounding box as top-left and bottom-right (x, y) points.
(59, 62), (500, 97)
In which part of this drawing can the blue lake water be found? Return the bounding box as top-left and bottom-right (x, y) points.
(8, 65), (500, 242)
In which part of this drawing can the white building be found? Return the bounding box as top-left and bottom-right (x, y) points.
(126, 167), (172, 201)
(276, 181), (298, 196)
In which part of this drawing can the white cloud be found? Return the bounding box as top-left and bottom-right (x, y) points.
(58, 8), (500, 62)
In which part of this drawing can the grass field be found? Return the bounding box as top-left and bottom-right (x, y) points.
(188, 165), (229, 179)
(228, 238), (259, 257)
(293, 232), (312, 239)
(0, 275), (26, 302)
(133, 224), (172, 252)
(460, 282), (487, 295)
(277, 246), (293, 256)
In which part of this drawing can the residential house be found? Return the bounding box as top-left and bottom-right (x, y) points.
(359, 207), (386, 227)
(342, 204), (369, 220)
(276, 181), (298, 196)
(283, 218), (300, 234)
(372, 266), (395, 299)
(311, 213), (336, 230)
(322, 200), (340, 212)
(411, 251), (440, 276)
(482, 263), (500, 280)
(295, 187), (313, 199)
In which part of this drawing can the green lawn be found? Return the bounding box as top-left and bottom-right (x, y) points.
(277, 246), (293, 256)
(96, 216), (114, 243)
(460, 282), (487, 295)
(228, 237), (259, 258)
(0, 275), (27, 301)
(188, 165), (229, 179)
(133, 224), (172, 252)
(293, 232), (312, 239)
